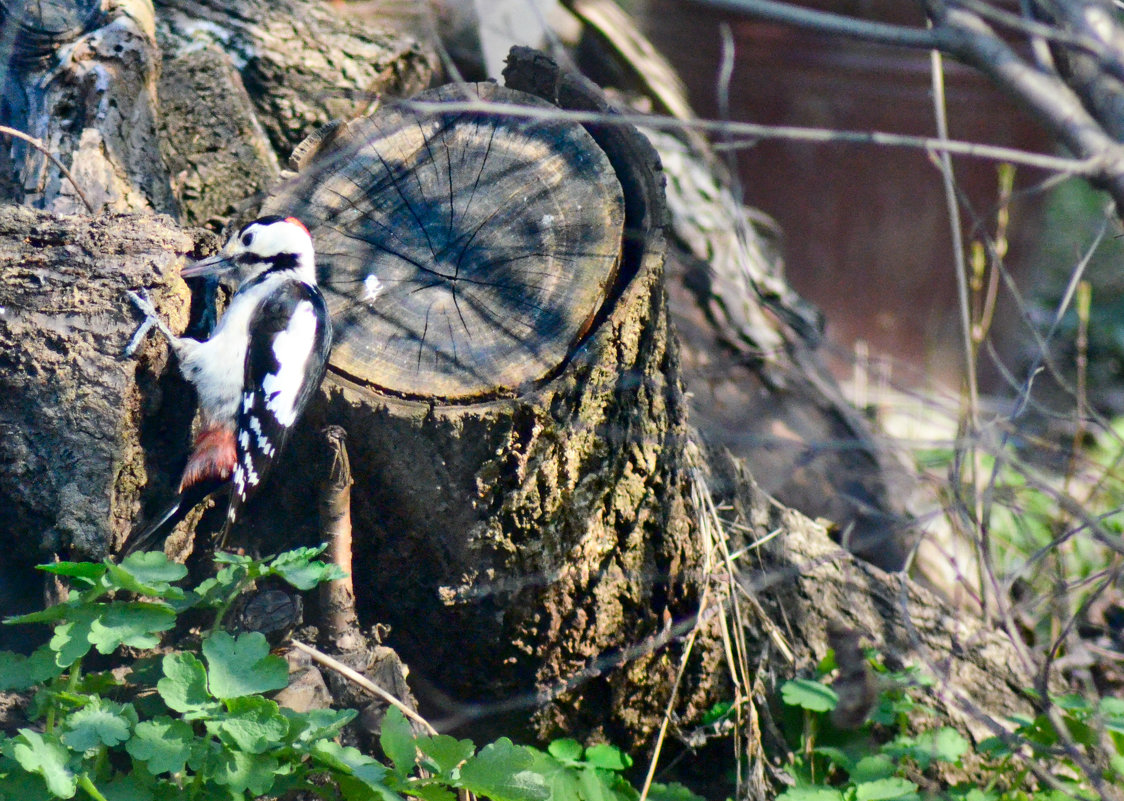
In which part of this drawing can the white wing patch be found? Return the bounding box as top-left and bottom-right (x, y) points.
(261, 301), (318, 427)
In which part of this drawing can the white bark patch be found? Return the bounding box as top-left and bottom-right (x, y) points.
(261, 300), (317, 427)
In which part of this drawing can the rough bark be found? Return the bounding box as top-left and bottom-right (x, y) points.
(0, 206), (198, 560)
(156, 44), (281, 227)
(155, 0), (436, 158)
(1, 0), (176, 215)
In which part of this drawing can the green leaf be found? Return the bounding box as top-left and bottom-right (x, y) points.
(524, 750), (583, 801)
(8, 729), (77, 799)
(88, 602), (175, 654)
(212, 749), (279, 796)
(923, 727), (969, 763)
(647, 782), (707, 801)
(812, 746), (853, 773)
(583, 743), (632, 771)
(946, 785), (998, 801)
(1100, 697), (1124, 719)
(49, 607), (98, 667)
(4, 602), (74, 626)
(202, 631), (288, 699)
(208, 695), (289, 754)
(335, 774), (402, 801)
(38, 561), (106, 584)
(415, 734), (475, 775)
(61, 700), (136, 751)
(407, 783), (458, 801)
(854, 778), (919, 801)
(547, 738), (584, 764)
(311, 740), (390, 789)
(126, 717), (194, 775)
(850, 755), (895, 782)
(777, 788), (843, 801)
(701, 700), (733, 726)
(459, 738), (550, 801)
(283, 706), (358, 746)
(107, 553), (187, 597)
(781, 679), (839, 712)
(212, 551), (254, 566)
(1053, 694), (1091, 713)
(576, 768), (614, 801)
(267, 548), (346, 591)
(976, 736), (1012, 758)
(191, 565), (249, 609)
(99, 772), (155, 801)
(0, 646), (63, 690)
(379, 706), (417, 777)
(157, 652), (213, 713)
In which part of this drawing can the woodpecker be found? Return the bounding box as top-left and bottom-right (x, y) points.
(122, 216), (333, 555)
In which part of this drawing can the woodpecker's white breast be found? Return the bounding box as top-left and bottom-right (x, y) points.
(179, 273), (293, 424)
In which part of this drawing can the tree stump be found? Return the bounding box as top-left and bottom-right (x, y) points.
(254, 68), (725, 747)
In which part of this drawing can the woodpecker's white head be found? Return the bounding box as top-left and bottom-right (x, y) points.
(182, 216), (317, 286)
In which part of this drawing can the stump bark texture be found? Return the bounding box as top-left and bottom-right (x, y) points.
(255, 62), (724, 747)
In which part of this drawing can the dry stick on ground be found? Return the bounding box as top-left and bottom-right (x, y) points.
(290, 638), (438, 737)
(319, 425), (359, 642)
(0, 126), (95, 214)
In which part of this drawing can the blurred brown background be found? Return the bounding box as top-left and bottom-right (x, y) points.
(634, 0), (1054, 389)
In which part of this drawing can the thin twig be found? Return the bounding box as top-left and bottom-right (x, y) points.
(290, 638), (439, 736)
(687, 0), (941, 49)
(0, 125), (95, 213)
(395, 99), (1099, 176)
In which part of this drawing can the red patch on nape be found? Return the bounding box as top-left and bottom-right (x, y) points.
(179, 424), (237, 491)
(284, 216), (309, 235)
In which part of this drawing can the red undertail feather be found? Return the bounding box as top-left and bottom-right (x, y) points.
(179, 425), (236, 491)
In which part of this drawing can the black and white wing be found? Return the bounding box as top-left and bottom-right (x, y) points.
(221, 281), (332, 544)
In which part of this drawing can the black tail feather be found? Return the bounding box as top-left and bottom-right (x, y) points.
(119, 482), (222, 557)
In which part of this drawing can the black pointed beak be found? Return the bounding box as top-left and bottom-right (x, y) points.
(180, 252), (236, 278)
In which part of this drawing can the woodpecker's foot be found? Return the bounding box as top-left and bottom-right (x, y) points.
(124, 289), (177, 356)
(126, 288), (159, 319)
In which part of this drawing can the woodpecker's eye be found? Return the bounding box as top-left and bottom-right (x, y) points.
(241, 232), (254, 247)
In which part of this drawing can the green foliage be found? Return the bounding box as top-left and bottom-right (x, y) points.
(917, 429), (1124, 646)
(0, 548), (707, 801)
(777, 650), (1124, 801)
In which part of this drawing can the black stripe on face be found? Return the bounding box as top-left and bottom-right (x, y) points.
(238, 251), (301, 273)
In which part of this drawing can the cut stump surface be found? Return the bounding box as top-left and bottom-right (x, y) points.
(263, 82), (624, 400)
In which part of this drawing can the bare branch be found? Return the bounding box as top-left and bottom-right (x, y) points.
(396, 98), (1099, 174)
(685, 0), (941, 49)
(698, 0), (1124, 209)
(0, 125), (95, 213)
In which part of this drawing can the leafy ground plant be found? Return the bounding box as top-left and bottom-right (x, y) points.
(0, 548), (705, 801)
(777, 650), (1124, 801)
